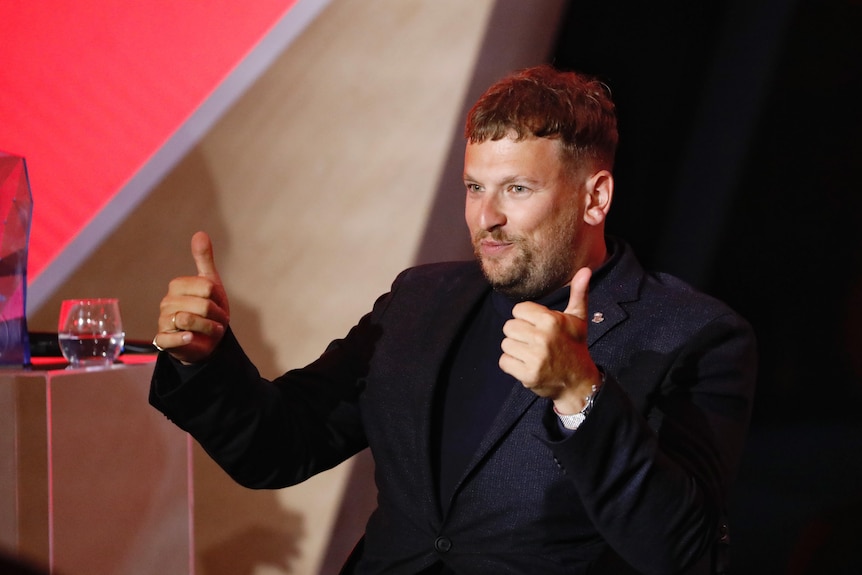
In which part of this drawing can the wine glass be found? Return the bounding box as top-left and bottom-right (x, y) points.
(57, 299), (125, 368)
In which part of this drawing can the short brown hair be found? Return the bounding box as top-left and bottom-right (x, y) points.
(465, 65), (618, 173)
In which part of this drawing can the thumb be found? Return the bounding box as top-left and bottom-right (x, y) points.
(191, 231), (222, 283)
(563, 267), (592, 319)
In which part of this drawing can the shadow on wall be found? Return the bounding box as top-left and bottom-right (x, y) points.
(200, 518), (304, 575)
(29, 146), (301, 574)
(318, 450), (377, 573)
(138, 150), (300, 575)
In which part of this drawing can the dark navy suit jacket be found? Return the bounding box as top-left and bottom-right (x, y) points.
(150, 239), (756, 574)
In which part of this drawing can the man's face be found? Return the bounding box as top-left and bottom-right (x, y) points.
(464, 136), (586, 300)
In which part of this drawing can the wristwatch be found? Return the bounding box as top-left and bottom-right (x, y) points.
(554, 372), (605, 431)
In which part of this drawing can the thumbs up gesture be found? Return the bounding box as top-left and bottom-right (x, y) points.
(153, 231), (231, 364)
(499, 267), (601, 413)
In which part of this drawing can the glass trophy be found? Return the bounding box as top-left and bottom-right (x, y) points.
(0, 151), (33, 366)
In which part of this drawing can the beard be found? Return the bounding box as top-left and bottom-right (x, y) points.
(473, 221), (578, 301)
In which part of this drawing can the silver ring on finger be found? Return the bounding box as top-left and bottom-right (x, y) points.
(152, 336), (166, 353)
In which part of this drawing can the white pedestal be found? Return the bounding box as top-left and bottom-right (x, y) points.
(0, 359), (193, 575)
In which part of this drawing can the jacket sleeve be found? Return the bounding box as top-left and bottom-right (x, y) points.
(547, 311), (756, 575)
(148, 296), (390, 489)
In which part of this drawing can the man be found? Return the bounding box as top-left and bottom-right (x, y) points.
(150, 66), (756, 574)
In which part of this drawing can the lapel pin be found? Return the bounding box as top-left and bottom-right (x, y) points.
(591, 312), (605, 324)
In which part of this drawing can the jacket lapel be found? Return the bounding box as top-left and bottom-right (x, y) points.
(585, 239), (644, 347)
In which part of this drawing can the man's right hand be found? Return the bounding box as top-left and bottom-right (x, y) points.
(152, 231), (231, 364)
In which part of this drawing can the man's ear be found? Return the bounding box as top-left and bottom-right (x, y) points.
(583, 170), (613, 226)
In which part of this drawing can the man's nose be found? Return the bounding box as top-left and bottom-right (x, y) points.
(479, 194), (506, 230)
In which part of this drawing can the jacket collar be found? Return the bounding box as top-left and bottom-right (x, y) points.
(585, 236), (643, 347)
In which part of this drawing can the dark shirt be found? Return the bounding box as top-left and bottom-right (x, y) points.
(432, 286), (570, 508)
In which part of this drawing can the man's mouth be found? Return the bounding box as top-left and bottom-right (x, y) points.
(479, 239), (511, 254)
(475, 233), (519, 260)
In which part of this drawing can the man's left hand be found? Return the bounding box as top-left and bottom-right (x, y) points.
(499, 267), (601, 413)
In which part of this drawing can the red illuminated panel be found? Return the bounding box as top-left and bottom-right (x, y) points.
(0, 0), (298, 285)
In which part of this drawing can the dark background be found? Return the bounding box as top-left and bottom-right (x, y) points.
(553, 0), (862, 572)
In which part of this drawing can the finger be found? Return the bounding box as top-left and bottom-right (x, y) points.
(191, 231), (222, 284)
(502, 317), (536, 343)
(159, 293), (223, 332)
(171, 310), (227, 337)
(171, 294), (230, 326)
(165, 276), (219, 302)
(189, 232), (230, 320)
(152, 329), (219, 365)
(500, 334), (531, 360)
(499, 352), (526, 382)
(563, 267), (592, 318)
(152, 330), (191, 351)
(510, 301), (545, 323)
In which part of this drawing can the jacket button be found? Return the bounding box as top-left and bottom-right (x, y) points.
(434, 536), (452, 553)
